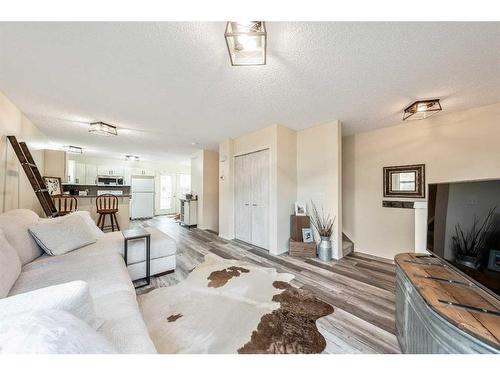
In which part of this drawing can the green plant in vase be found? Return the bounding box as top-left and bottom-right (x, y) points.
(451, 207), (497, 269)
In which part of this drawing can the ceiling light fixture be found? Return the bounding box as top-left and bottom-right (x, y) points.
(125, 155), (140, 161)
(224, 21), (267, 66)
(89, 121), (118, 136)
(63, 145), (83, 154)
(403, 99), (442, 121)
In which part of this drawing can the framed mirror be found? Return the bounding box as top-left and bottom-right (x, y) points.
(383, 164), (425, 198)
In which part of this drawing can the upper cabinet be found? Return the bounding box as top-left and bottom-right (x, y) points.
(131, 167), (155, 176)
(65, 160), (158, 185)
(74, 163), (86, 184)
(85, 164), (97, 185)
(97, 165), (125, 176)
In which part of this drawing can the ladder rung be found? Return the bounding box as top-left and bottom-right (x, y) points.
(34, 189), (48, 193)
(21, 162), (37, 168)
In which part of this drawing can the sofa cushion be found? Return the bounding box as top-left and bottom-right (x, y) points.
(0, 229), (21, 298)
(71, 210), (104, 239)
(9, 243), (157, 353)
(0, 280), (101, 330)
(29, 214), (99, 256)
(0, 309), (116, 354)
(0, 209), (42, 265)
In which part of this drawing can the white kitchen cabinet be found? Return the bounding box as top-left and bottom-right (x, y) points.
(97, 165), (125, 176)
(74, 163), (86, 184)
(123, 167), (132, 185)
(131, 167), (154, 176)
(180, 200), (197, 226)
(85, 164), (97, 185)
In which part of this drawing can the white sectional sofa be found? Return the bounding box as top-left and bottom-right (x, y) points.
(0, 209), (177, 354)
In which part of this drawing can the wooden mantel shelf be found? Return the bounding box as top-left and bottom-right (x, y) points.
(395, 253), (500, 352)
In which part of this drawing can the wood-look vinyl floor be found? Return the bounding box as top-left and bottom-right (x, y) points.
(132, 216), (401, 354)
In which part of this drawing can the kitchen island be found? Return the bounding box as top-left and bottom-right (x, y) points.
(68, 195), (131, 230)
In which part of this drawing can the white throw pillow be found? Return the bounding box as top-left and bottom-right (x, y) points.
(0, 309), (116, 354)
(70, 211), (104, 239)
(0, 280), (102, 330)
(29, 213), (99, 256)
(0, 229), (21, 298)
(0, 209), (42, 265)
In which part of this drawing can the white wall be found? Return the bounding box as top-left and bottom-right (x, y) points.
(297, 121), (343, 258)
(343, 101), (500, 260)
(0, 91), (48, 216)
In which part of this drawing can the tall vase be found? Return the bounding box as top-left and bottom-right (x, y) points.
(318, 236), (332, 262)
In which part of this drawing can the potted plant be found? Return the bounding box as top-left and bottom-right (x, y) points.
(310, 201), (336, 261)
(451, 207), (496, 269)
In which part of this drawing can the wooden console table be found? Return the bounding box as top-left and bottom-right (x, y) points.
(395, 253), (500, 353)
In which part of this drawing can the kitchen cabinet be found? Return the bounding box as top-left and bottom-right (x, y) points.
(97, 165), (125, 176)
(85, 164), (98, 185)
(180, 199), (197, 226)
(123, 167), (132, 185)
(131, 167), (155, 176)
(74, 163), (86, 184)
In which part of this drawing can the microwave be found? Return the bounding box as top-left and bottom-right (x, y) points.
(97, 175), (124, 186)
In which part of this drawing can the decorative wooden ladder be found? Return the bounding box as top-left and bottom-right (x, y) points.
(7, 136), (59, 218)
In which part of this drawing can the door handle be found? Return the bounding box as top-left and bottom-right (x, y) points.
(244, 203), (249, 206)
(252, 204), (258, 206)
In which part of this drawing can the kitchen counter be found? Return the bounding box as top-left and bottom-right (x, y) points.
(69, 195), (131, 230)
(67, 194), (132, 198)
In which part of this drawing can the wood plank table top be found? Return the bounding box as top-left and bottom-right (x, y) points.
(395, 253), (500, 350)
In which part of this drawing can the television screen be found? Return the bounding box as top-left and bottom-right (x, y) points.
(427, 180), (500, 297)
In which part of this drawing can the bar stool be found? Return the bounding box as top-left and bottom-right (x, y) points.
(96, 194), (120, 232)
(52, 195), (78, 216)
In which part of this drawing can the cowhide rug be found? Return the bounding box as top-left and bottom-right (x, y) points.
(138, 254), (333, 354)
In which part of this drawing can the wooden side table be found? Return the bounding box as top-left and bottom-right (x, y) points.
(122, 227), (151, 287)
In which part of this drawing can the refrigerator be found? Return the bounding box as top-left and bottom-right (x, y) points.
(130, 176), (155, 219)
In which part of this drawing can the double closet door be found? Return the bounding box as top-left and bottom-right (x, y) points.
(234, 149), (270, 250)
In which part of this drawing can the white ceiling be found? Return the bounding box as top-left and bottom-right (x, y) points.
(1, 22), (499, 163)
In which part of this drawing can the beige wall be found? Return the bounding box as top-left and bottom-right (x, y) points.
(219, 123), (342, 257)
(44, 149), (67, 180)
(218, 139), (234, 239)
(343, 102), (500, 260)
(191, 149), (219, 232)
(276, 125), (297, 254)
(297, 121), (343, 258)
(0, 91), (48, 216)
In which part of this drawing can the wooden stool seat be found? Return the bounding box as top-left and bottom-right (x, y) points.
(96, 194), (120, 232)
(52, 195), (78, 216)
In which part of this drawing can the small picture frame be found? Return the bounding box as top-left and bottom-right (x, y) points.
(43, 176), (62, 196)
(294, 202), (307, 216)
(302, 228), (313, 243)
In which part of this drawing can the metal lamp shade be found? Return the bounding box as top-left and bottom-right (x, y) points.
(224, 22), (267, 66)
(403, 99), (442, 121)
(88, 121), (118, 136)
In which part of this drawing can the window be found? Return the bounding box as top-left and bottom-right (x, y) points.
(159, 175), (173, 210)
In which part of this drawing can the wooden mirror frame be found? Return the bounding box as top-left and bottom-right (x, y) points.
(383, 164), (425, 198)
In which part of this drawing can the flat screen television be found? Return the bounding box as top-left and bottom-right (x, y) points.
(427, 180), (500, 298)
